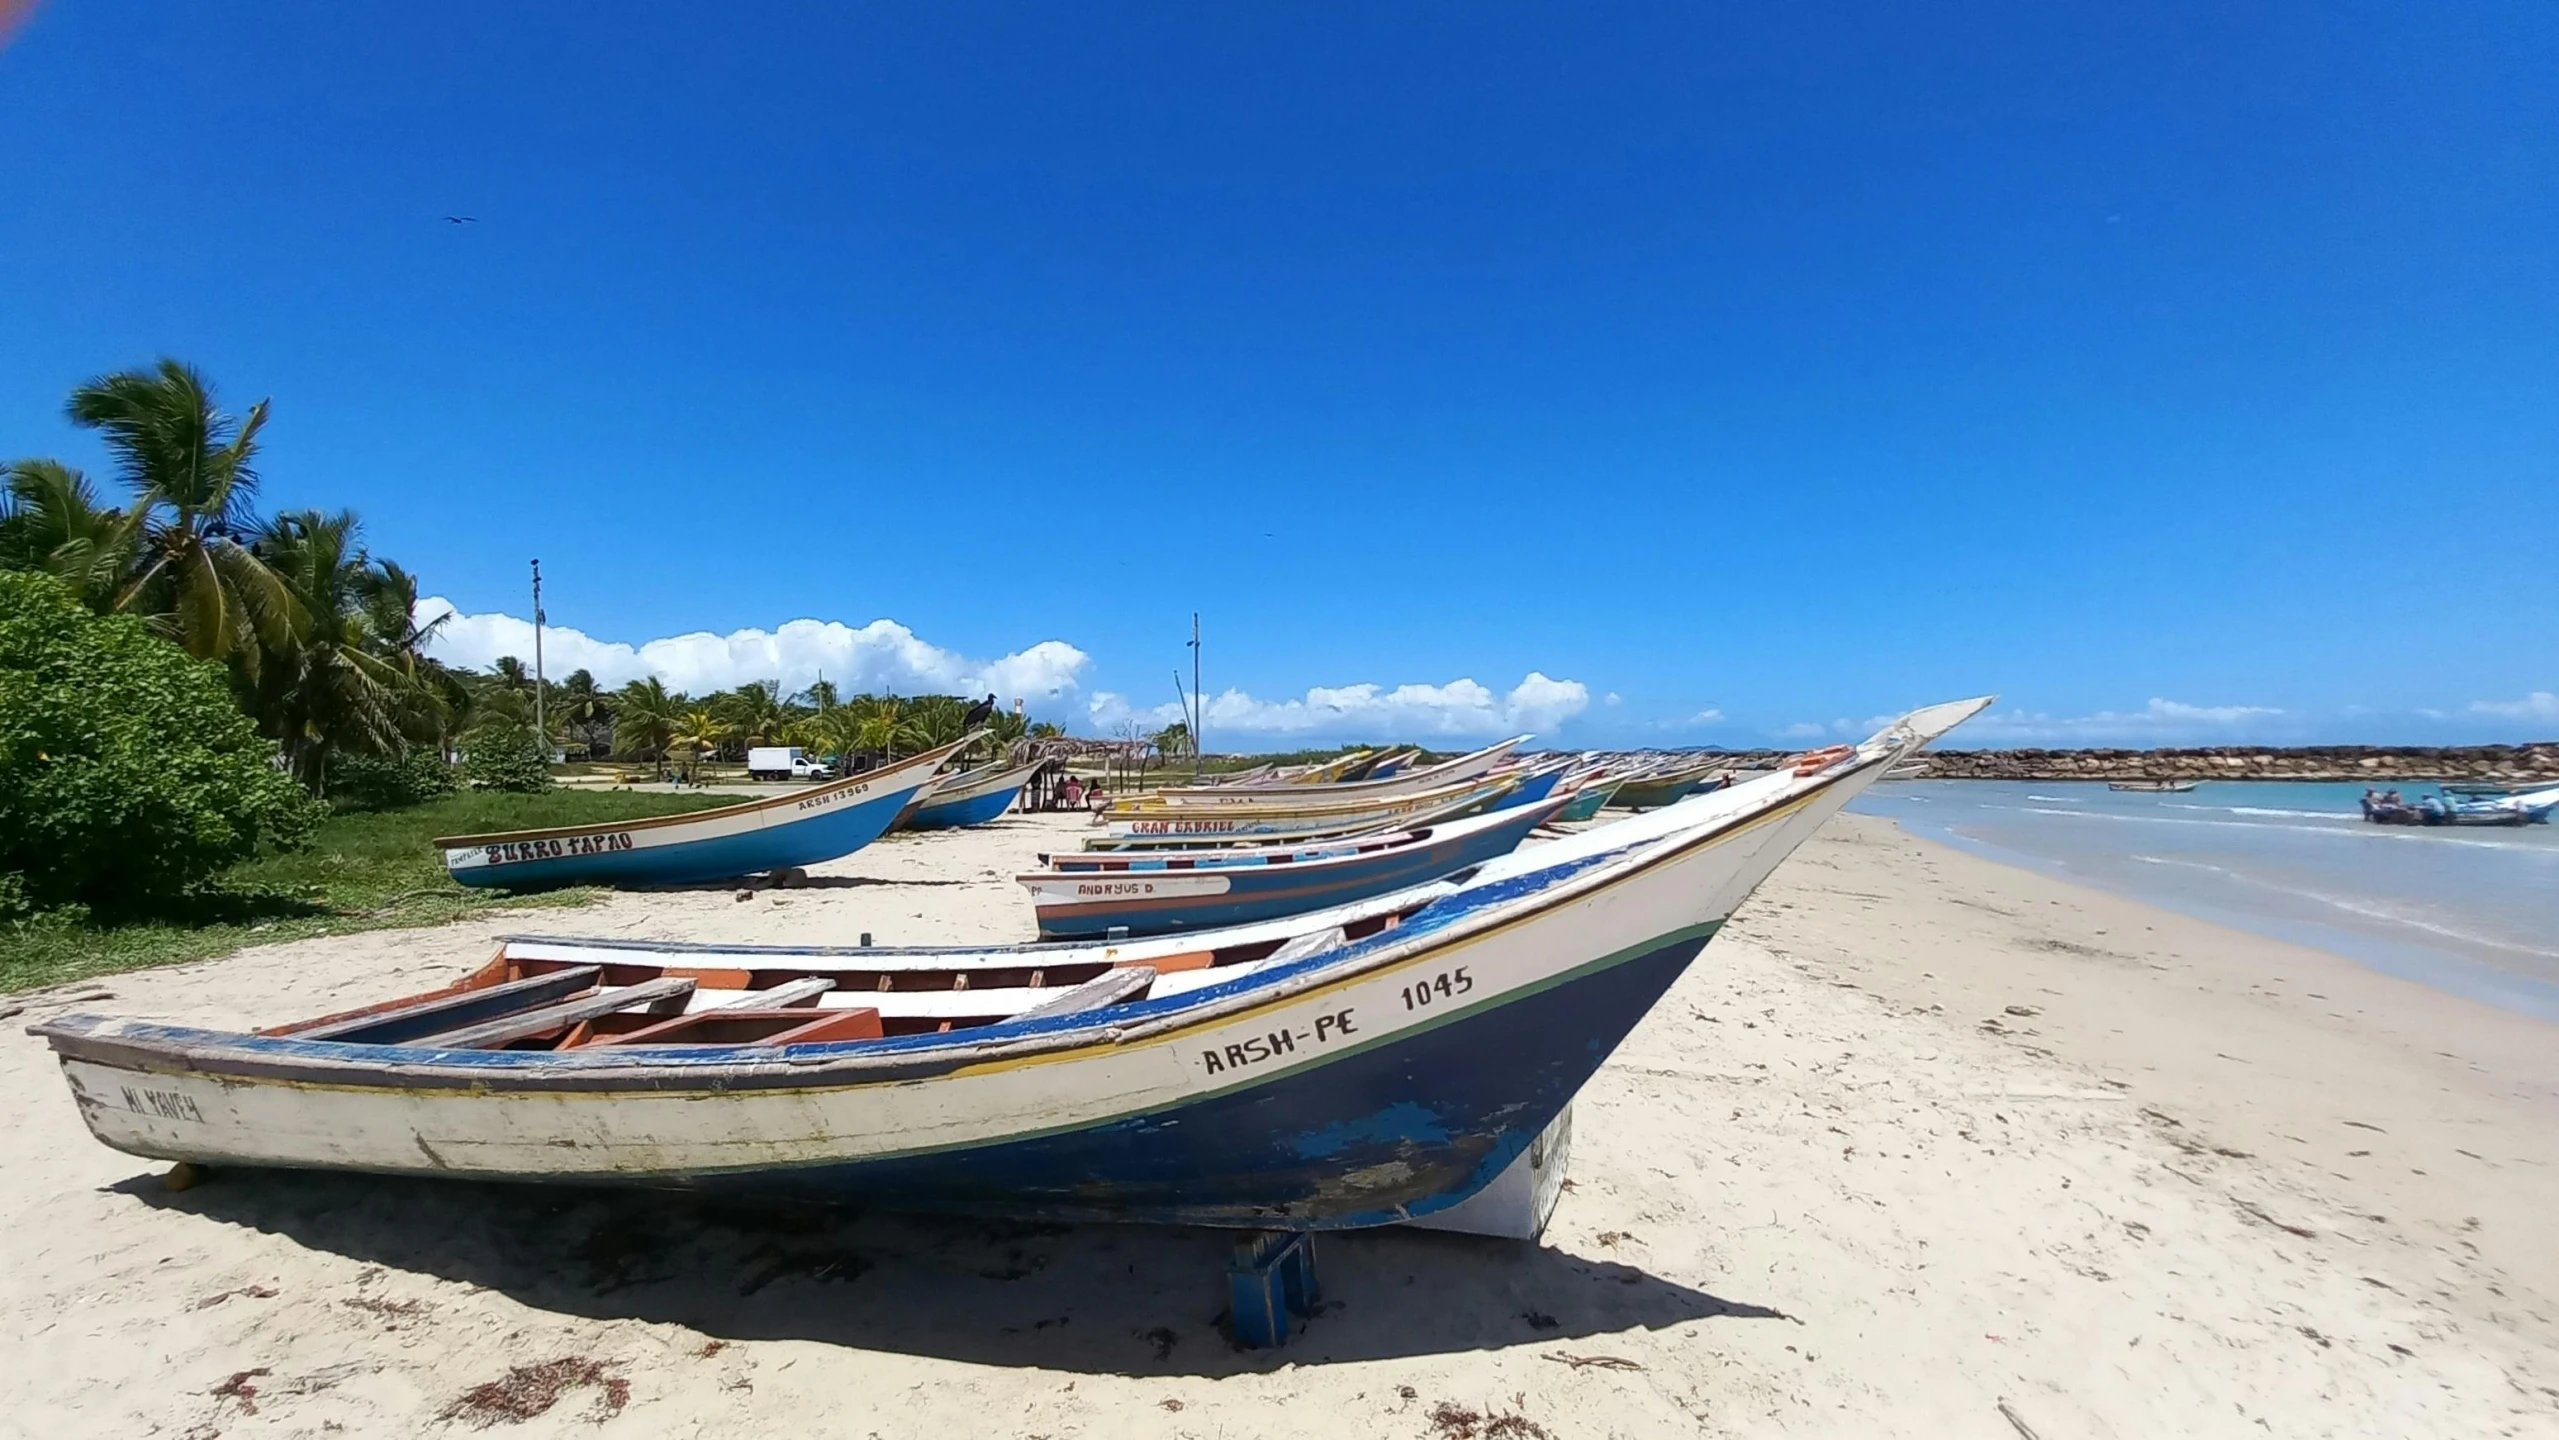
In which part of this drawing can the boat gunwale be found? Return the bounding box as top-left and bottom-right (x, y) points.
(1037, 795), (1565, 877)
(430, 735), (974, 849)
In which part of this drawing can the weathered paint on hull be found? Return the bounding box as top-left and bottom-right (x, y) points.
(688, 926), (1712, 1226)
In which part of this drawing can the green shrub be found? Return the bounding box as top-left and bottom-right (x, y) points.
(0, 572), (321, 918)
(462, 720), (552, 793)
(325, 748), (460, 812)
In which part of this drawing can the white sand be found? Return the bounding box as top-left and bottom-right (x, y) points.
(4, 810), (2555, 1437)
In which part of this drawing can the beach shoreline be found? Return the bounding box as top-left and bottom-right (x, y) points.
(4, 811), (2554, 1436)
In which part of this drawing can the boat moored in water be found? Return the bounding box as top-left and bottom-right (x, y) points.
(33, 697), (1993, 1229)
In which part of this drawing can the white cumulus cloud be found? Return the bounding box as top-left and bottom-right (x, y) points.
(416, 597), (1090, 713)
(1776, 721), (1829, 739)
(2470, 691), (2559, 723)
(1089, 672), (1590, 742)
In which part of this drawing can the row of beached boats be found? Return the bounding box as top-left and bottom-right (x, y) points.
(33, 696), (1993, 1236)
(425, 727), (1763, 944)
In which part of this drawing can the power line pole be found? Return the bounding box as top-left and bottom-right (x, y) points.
(530, 559), (547, 762)
(1189, 612), (1202, 777)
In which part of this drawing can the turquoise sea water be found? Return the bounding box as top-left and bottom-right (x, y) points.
(1848, 781), (2559, 1021)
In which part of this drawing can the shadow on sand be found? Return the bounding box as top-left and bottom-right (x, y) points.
(121, 1169), (1792, 1374)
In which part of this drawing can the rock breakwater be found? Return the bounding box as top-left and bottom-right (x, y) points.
(1906, 743), (2559, 783)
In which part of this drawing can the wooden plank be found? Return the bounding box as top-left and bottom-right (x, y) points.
(710, 977), (834, 1010)
(1018, 966), (1156, 1021)
(769, 1008), (885, 1044)
(587, 1003), (880, 1047)
(291, 965), (604, 1044)
(417, 977), (696, 1050)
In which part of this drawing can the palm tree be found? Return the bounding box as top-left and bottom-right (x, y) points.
(68, 359), (301, 671)
(492, 655), (531, 692)
(1152, 721), (1193, 760)
(556, 669), (612, 756)
(248, 509), (413, 792)
(720, 680), (789, 751)
(844, 694), (925, 761)
(0, 459), (140, 611)
(669, 707), (729, 769)
(613, 677), (682, 767)
(906, 694), (971, 749)
(794, 678), (839, 712)
(356, 558), (469, 748)
(1028, 720), (1065, 740)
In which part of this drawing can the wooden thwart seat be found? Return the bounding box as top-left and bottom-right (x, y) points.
(1018, 966), (1156, 1021)
(418, 977), (697, 1049)
(709, 977), (835, 1010)
(287, 965), (605, 1044)
(588, 1004), (884, 1047)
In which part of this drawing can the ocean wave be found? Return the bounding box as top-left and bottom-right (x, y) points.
(2024, 794), (2085, 803)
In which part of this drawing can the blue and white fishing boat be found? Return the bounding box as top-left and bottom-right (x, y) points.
(904, 757), (1048, 831)
(2451, 783), (2559, 825)
(1022, 793), (1570, 938)
(33, 698), (1987, 1229)
(435, 735), (977, 889)
(1482, 757), (1572, 812)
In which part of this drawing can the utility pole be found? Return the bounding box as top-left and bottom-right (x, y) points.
(531, 559), (547, 762)
(1188, 612), (1203, 777)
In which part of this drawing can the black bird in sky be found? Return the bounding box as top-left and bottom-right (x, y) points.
(444, 215), (477, 224)
(962, 693), (998, 729)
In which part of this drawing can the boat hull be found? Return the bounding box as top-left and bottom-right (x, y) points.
(904, 760), (1046, 831)
(439, 742), (965, 889)
(1554, 784), (1616, 822)
(1026, 800), (1560, 939)
(682, 924), (1711, 1222)
(906, 787), (1021, 830)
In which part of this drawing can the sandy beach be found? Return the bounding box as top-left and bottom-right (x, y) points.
(6, 809), (2556, 1438)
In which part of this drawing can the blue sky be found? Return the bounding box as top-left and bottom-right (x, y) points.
(3, 3), (2553, 748)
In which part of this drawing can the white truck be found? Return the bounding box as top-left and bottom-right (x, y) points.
(745, 746), (832, 782)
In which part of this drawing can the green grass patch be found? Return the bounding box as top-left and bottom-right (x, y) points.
(1, 789), (739, 995)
